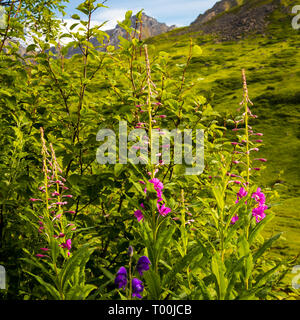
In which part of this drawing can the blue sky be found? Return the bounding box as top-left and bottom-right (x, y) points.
(60, 0), (217, 30)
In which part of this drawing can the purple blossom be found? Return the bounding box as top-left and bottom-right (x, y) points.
(132, 278), (144, 299)
(157, 203), (171, 217)
(149, 178), (164, 191)
(128, 246), (133, 257)
(30, 198), (43, 202)
(136, 256), (151, 276)
(115, 267), (127, 290)
(231, 215), (239, 224)
(36, 254), (49, 258)
(235, 187), (248, 204)
(251, 187), (266, 205)
(254, 158), (267, 162)
(252, 205), (268, 223)
(60, 239), (72, 256)
(60, 239), (72, 250)
(134, 210), (144, 222)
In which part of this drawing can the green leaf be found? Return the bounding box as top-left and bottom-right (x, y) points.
(192, 45), (202, 56)
(253, 233), (282, 262)
(211, 254), (228, 300)
(71, 14), (81, 20)
(59, 243), (95, 291)
(143, 270), (161, 300)
(162, 244), (204, 286)
(66, 284), (97, 300)
(248, 214), (274, 245)
(25, 271), (61, 300)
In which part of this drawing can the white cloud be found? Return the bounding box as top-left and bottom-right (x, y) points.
(93, 8), (130, 30)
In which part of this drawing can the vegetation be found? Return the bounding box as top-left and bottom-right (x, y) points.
(0, 0), (299, 300)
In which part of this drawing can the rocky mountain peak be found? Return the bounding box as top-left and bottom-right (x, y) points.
(189, 0), (279, 41)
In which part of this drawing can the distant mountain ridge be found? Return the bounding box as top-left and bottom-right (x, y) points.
(64, 13), (176, 57)
(189, 0), (285, 40)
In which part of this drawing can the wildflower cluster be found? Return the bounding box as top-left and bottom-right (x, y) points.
(30, 128), (76, 258)
(232, 186), (268, 224)
(134, 176), (171, 222)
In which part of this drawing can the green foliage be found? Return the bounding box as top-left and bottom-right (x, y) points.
(0, 0), (297, 301)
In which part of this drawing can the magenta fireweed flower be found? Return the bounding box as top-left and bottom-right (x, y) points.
(51, 191), (60, 196)
(136, 256), (151, 276)
(253, 133), (263, 136)
(157, 203), (171, 217)
(36, 254), (49, 258)
(54, 232), (65, 239)
(228, 180), (242, 185)
(159, 115), (167, 118)
(235, 187), (248, 204)
(231, 215), (239, 224)
(185, 219), (195, 225)
(38, 226), (44, 233)
(252, 167), (261, 171)
(149, 178), (164, 202)
(115, 267), (127, 290)
(30, 198), (43, 202)
(54, 201), (68, 205)
(254, 158), (267, 162)
(149, 178), (164, 191)
(255, 139), (263, 143)
(252, 205), (268, 223)
(140, 203), (145, 209)
(60, 239), (72, 256)
(52, 214), (62, 221)
(65, 210), (76, 214)
(132, 278), (144, 299)
(232, 160), (240, 164)
(60, 239), (72, 250)
(231, 142), (240, 146)
(251, 187), (266, 205)
(40, 248), (49, 251)
(134, 210), (144, 222)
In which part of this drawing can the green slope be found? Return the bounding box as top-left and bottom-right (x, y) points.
(145, 1), (300, 257)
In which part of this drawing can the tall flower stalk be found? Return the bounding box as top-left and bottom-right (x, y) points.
(241, 68), (253, 190)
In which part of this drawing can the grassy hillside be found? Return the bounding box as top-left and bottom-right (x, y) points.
(145, 3), (300, 257)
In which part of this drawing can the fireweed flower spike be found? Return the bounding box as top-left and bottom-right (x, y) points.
(136, 256), (151, 276)
(115, 267), (127, 290)
(132, 278), (144, 299)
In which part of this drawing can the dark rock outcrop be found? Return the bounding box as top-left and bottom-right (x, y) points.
(189, 0), (279, 40)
